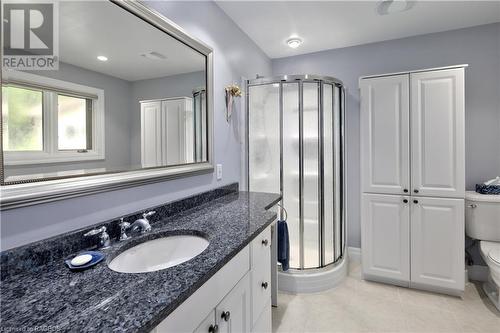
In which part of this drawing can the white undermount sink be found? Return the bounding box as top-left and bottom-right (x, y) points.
(108, 235), (209, 273)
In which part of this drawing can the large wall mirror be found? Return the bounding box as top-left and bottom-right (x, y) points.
(0, 0), (213, 208)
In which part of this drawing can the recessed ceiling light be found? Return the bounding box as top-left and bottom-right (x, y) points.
(97, 55), (108, 62)
(287, 37), (303, 49)
(377, 0), (415, 15)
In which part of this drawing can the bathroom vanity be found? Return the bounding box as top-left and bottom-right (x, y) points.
(154, 225), (273, 333)
(0, 184), (280, 332)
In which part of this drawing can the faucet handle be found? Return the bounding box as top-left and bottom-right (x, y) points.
(142, 211), (156, 219)
(84, 226), (110, 248)
(119, 218), (130, 228)
(119, 218), (131, 241)
(84, 226), (106, 237)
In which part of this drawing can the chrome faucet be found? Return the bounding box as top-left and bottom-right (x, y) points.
(118, 218), (131, 241)
(129, 211), (156, 236)
(84, 226), (111, 249)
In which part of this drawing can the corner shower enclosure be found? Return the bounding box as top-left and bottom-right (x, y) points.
(247, 75), (346, 279)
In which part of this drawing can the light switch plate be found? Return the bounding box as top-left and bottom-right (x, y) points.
(216, 164), (222, 180)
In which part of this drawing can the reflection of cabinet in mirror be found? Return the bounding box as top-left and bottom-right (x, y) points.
(141, 97), (194, 168)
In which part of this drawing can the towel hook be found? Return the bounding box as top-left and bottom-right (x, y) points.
(276, 203), (288, 221)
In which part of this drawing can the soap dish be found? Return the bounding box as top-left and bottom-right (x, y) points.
(65, 251), (105, 271)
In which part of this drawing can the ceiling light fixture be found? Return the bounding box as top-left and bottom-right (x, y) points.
(287, 37), (303, 49)
(377, 0), (415, 15)
(140, 51), (167, 60)
(97, 55), (108, 62)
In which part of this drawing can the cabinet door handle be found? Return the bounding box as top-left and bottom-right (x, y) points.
(414, 189), (419, 194)
(468, 204), (477, 208)
(262, 239), (269, 246)
(413, 200), (419, 204)
(403, 189), (408, 193)
(221, 311), (231, 322)
(208, 324), (219, 333)
(403, 199), (408, 204)
(261, 282), (269, 289)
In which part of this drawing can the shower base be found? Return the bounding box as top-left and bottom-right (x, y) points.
(277, 255), (348, 293)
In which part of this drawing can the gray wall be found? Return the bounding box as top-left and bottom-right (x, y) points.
(272, 23), (500, 248)
(0, 1), (272, 250)
(5, 62), (134, 177)
(129, 71), (206, 166)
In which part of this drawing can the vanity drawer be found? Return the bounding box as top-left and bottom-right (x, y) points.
(250, 226), (272, 326)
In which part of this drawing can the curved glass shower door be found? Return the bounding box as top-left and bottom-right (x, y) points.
(248, 75), (345, 270)
(247, 83), (280, 195)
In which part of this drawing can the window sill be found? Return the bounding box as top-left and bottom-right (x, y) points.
(3, 151), (105, 166)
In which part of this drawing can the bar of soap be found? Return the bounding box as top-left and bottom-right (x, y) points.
(70, 254), (93, 266)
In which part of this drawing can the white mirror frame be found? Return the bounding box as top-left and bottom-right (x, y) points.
(0, 0), (214, 210)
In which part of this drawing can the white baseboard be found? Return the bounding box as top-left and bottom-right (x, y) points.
(348, 246), (361, 263)
(467, 265), (489, 282)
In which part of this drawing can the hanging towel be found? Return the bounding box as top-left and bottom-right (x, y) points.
(277, 219), (290, 271)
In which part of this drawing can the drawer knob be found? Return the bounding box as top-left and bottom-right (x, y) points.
(403, 189), (408, 193)
(403, 199), (408, 204)
(414, 189), (419, 193)
(261, 281), (269, 289)
(221, 311), (231, 322)
(413, 200), (419, 204)
(262, 239), (269, 246)
(208, 324), (218, 333)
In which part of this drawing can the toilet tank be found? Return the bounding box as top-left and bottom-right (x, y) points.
(465, 191), (500, 241)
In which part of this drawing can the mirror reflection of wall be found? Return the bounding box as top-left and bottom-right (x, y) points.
(1, 1), (208, 184)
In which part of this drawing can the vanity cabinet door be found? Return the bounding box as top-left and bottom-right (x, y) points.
(361, 193), (410, 285)
(216, 273), (251, 333)
(250, 227), (272, 327)
(193, 310), (216, 333)
(360, 74), (410, 195)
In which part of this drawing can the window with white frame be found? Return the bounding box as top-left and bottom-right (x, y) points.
(1, 71), (105, 165)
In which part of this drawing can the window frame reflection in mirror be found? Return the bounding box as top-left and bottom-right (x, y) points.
(2, 70), (105, 166)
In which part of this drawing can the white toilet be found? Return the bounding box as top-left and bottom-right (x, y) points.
(465, 191), (500, 310)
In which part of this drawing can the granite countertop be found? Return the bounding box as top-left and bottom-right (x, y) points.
(0, 189), (281, 332)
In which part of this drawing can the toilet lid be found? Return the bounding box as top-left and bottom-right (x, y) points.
(488, 248), (500, 265)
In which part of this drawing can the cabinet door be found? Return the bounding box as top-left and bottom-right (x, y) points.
(410, 197), (464, 292)
(360, 75), (410, 195)
(251, 301), (271, 333)
(251, 227), (271, 327)
(161, 99), (183, 166)
(217, 273), (251, 333)
(361, 194), (410, 284)
(410, 68), (465, 198)
(140, 101), (162, 168)
(193, 310), (216, 333)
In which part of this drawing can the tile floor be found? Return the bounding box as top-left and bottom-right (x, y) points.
(272, 262), (500, 333)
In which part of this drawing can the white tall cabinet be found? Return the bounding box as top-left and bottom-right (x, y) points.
(360, 66), (466, 296)
(141, 97), (194, 168)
